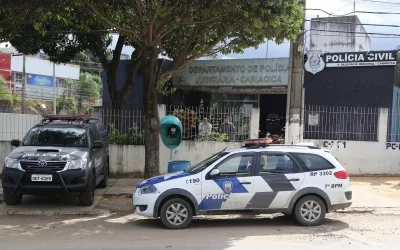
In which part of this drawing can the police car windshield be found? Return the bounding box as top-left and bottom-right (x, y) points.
(186, 152), (228, 174)
(23, 127), (88, 147)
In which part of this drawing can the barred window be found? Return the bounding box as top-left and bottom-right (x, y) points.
(14, 73), (23, 84)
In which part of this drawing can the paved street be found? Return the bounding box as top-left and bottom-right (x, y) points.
(1, 210), (400, 250)
(0, 177), (399, 249)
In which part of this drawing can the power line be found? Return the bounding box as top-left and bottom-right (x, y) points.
(306, 19), (400, 28)
(309, 28), (400, 37)
(354, 0), (400, 5)
(307, 8), (400, 15)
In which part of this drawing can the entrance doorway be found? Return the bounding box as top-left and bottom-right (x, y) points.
(259, 94), (287, 138)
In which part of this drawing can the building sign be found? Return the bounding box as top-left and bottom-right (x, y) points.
(27, 74), (54, 87)
(304, 50), (325, 75)
(305, 50), (396, 74)
(173, 58), (289, 87)
(308, 113), (319, 126)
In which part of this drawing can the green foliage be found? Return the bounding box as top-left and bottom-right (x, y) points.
(0, 75), (20, 107)
(68, 72), (101, 113)
(56, 94), (77, 114)
(72, 49), (107, 75)
(108, 123), (144, 145)
(56, 72), (100, 114)
(196, 131), (229, 142)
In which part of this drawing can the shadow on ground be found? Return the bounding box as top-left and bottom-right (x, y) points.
(131, 214), (349, 235)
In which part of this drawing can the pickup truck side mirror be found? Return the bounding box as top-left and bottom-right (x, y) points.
(209, 169), (220, 178)
(11, 139), (20, 147)
(93, 141), (103, 149)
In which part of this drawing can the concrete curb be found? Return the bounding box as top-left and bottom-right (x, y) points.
(0, 208), (108, 216)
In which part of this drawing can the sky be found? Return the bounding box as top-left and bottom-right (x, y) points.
(112, 0), (400, 59)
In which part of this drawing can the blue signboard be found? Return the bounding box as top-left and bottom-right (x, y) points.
(27, 74), (54, 87)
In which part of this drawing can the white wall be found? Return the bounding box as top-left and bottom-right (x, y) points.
(0, 141), (13, 168)
(304, 109), (400, 175)
(11, 56), (80, 79)
(310, 16), (371, 53)
(0, 113), (41, 141)
(303, 140), (400, 175)
(110, 141), (243, 176)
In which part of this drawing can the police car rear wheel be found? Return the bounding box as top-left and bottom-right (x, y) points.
(160, 198), (193, 229)
(294, 195), (326, 226)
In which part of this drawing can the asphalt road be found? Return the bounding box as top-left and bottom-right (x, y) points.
(0, 210), (400, 250)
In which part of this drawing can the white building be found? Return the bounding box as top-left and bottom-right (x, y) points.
(11, 56), (80, 100)
(310, 15), (371, 53)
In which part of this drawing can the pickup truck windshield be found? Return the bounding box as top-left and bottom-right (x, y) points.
(23, 127), (88, 147)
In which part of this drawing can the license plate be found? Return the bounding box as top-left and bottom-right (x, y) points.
(31, 174), (53, 182)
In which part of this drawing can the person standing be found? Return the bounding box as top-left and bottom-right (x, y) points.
(198, 117), (212, 138)
(220, 116), (236, 141)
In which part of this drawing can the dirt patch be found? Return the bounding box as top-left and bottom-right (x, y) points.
(350, 177), (400, 208)
(95, 195), (135, 213)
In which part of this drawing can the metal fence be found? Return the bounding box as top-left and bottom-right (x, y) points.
(304, 105), (379, 141)
(166, 105), (251, 142)
(94, 109), (145, 145)
(387, 109), (400, 142)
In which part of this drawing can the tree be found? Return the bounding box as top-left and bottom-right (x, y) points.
(56, 94), (77, 114)
(71, 49), (110, 75)
(0, 75), (20, 107)
(60, 72), (101, 114)
(4, 0), (303, 178)
(85, 0), (304, 178)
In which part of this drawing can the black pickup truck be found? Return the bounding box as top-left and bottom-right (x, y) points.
(2, 115), (110, 206)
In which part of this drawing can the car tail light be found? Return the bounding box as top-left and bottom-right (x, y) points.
(334, 171), (349, 179)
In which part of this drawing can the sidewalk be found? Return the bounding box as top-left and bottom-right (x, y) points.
(0, 178), (143, 215)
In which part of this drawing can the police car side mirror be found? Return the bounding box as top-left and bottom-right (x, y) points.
(209, 169), (220, 178)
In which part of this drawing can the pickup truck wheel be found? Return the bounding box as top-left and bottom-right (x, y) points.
(3, 189), (22, 205)
(294, 195), (326, 226)
(79, 172), (95, 206)
(160, 198), (193, 229)
(97, 161), (109, 188)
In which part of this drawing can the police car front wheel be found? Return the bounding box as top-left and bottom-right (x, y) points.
(160, 198), (193, 229)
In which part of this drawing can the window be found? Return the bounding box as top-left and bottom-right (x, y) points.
(216, 154), (253, 176)
(14, 73), (23, 84)
(23, 127), (88, 147)
(259, 154), (295, 174)
(292, 153), (335, 171)
(57, 78), (68, 88)
(187, 152), (228, 174)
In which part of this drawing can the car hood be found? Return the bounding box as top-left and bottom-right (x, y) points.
(7, 146), (89, 161)
(136, 171), (193, 188)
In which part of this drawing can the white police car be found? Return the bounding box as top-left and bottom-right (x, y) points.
(133, 143), (352, 229)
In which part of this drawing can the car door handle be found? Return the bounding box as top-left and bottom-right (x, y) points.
(239, 182), (252, 185)
(288, 178), (300, 181)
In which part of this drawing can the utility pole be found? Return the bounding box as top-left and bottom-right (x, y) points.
(53, 62), (56, 114)
(353, 1), (356, 15)
(21, 54), (26, 114)
(286, 0), (306, 144)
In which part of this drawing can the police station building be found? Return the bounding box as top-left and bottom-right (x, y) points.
(303, 49), (399, 142)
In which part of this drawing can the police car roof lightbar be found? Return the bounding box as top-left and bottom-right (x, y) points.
(243, 139), (321, 150)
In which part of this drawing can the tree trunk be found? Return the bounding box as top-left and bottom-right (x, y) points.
(142, 47), (160, 178)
